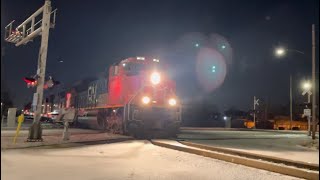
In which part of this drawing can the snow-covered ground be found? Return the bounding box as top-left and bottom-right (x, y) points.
(1, 140), (302, 180)
(179, 130), (319, 164)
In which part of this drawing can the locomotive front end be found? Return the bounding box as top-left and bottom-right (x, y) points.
(126, 58), (181, 137)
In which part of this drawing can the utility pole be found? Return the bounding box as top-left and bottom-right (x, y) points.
(265, 98), (268, 122)
(311, 24), (317, 140)
(4, 0), (57, 141)
(302, 82), (312, 136)
(253, 96), (256, 128)
(253, 96), (259, 128)
(290, 74), (293, 130)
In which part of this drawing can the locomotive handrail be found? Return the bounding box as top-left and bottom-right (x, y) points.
(127, 85), (145, 120)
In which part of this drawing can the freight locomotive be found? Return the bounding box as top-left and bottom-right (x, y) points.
(46, 57), (181, 138)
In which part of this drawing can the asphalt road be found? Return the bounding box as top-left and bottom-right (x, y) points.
(1, 140), (301, 180)
(178, 129), (319, 164)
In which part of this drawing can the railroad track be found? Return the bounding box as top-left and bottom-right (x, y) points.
(151, 139), (319, 180)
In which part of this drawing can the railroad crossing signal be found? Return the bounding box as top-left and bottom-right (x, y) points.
(304, 109), (311, 117)
(45, 76), (60, 89)
(4, 0), (57, 141)
(23, 77), (38, 88)
(254, 98), (259, 106)
(302, 90), (312, 96)
(302, 90), (312, 104)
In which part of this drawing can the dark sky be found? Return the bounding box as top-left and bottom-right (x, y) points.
(1, 0), (319, 111)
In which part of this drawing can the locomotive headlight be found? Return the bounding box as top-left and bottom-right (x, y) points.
(168, 98), (177, 106)
(150, 72), (161, 85)
(142, 96), (151, 104)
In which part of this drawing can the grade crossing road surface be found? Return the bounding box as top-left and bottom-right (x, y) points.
(1, 140), (302, 180)
(178, 128), (319, 164)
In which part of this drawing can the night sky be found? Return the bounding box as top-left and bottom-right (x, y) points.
(1, 0), (319, 111)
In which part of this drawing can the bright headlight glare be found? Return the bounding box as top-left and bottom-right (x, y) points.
(168, 98), (176, 106)
(142, 96), (151, 104)
(150, 72), (161, 85)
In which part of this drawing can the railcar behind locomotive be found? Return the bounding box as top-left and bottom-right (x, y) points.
(63, 57), (181, 137)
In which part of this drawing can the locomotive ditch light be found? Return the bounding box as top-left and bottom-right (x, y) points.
(150, 72), (160, 85)
(142, 96), (151, 104)
(168, 98), (177, 106)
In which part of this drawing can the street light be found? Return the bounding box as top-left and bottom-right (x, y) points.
(302, 81), (312, 91)
(274, 47), (286, 57)
(274, 47), (304, 58)
(272, 24), (316, 139)
(273, 46), (305, 130)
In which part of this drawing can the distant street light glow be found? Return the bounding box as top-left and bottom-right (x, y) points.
(195, 43), (199, 47)
(221, 45), (226, 49)
(302, 81), (312, 91)
(223, 116), (227, 120)
(275, 47), (286, 57)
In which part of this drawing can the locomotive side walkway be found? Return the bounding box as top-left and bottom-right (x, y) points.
(1, 128), (133, 149)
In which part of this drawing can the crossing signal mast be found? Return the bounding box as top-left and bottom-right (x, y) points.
(4, 0), (57, 141)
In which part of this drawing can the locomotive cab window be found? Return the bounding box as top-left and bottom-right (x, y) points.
(124, 63), (145, 76)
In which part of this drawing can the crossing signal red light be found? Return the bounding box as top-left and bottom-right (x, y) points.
(23, 77), (37, 88)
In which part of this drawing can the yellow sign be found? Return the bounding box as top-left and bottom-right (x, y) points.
(13, 114), (24, 144)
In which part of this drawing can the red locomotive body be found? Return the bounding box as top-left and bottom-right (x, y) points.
(74, 57), (181, 137)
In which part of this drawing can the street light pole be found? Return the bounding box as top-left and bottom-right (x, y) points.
(253, 96), (256, 129)
(311, 24), (317, 140)
(253, 96), (259, 128)
(290, 74), (293, 130)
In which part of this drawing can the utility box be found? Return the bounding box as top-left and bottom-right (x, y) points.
(225, 117), (231, 128)
(7, 108), (17, 127)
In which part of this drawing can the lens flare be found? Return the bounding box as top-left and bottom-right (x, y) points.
(209, 33), (233, 66)
(196, 48), (227, 93)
